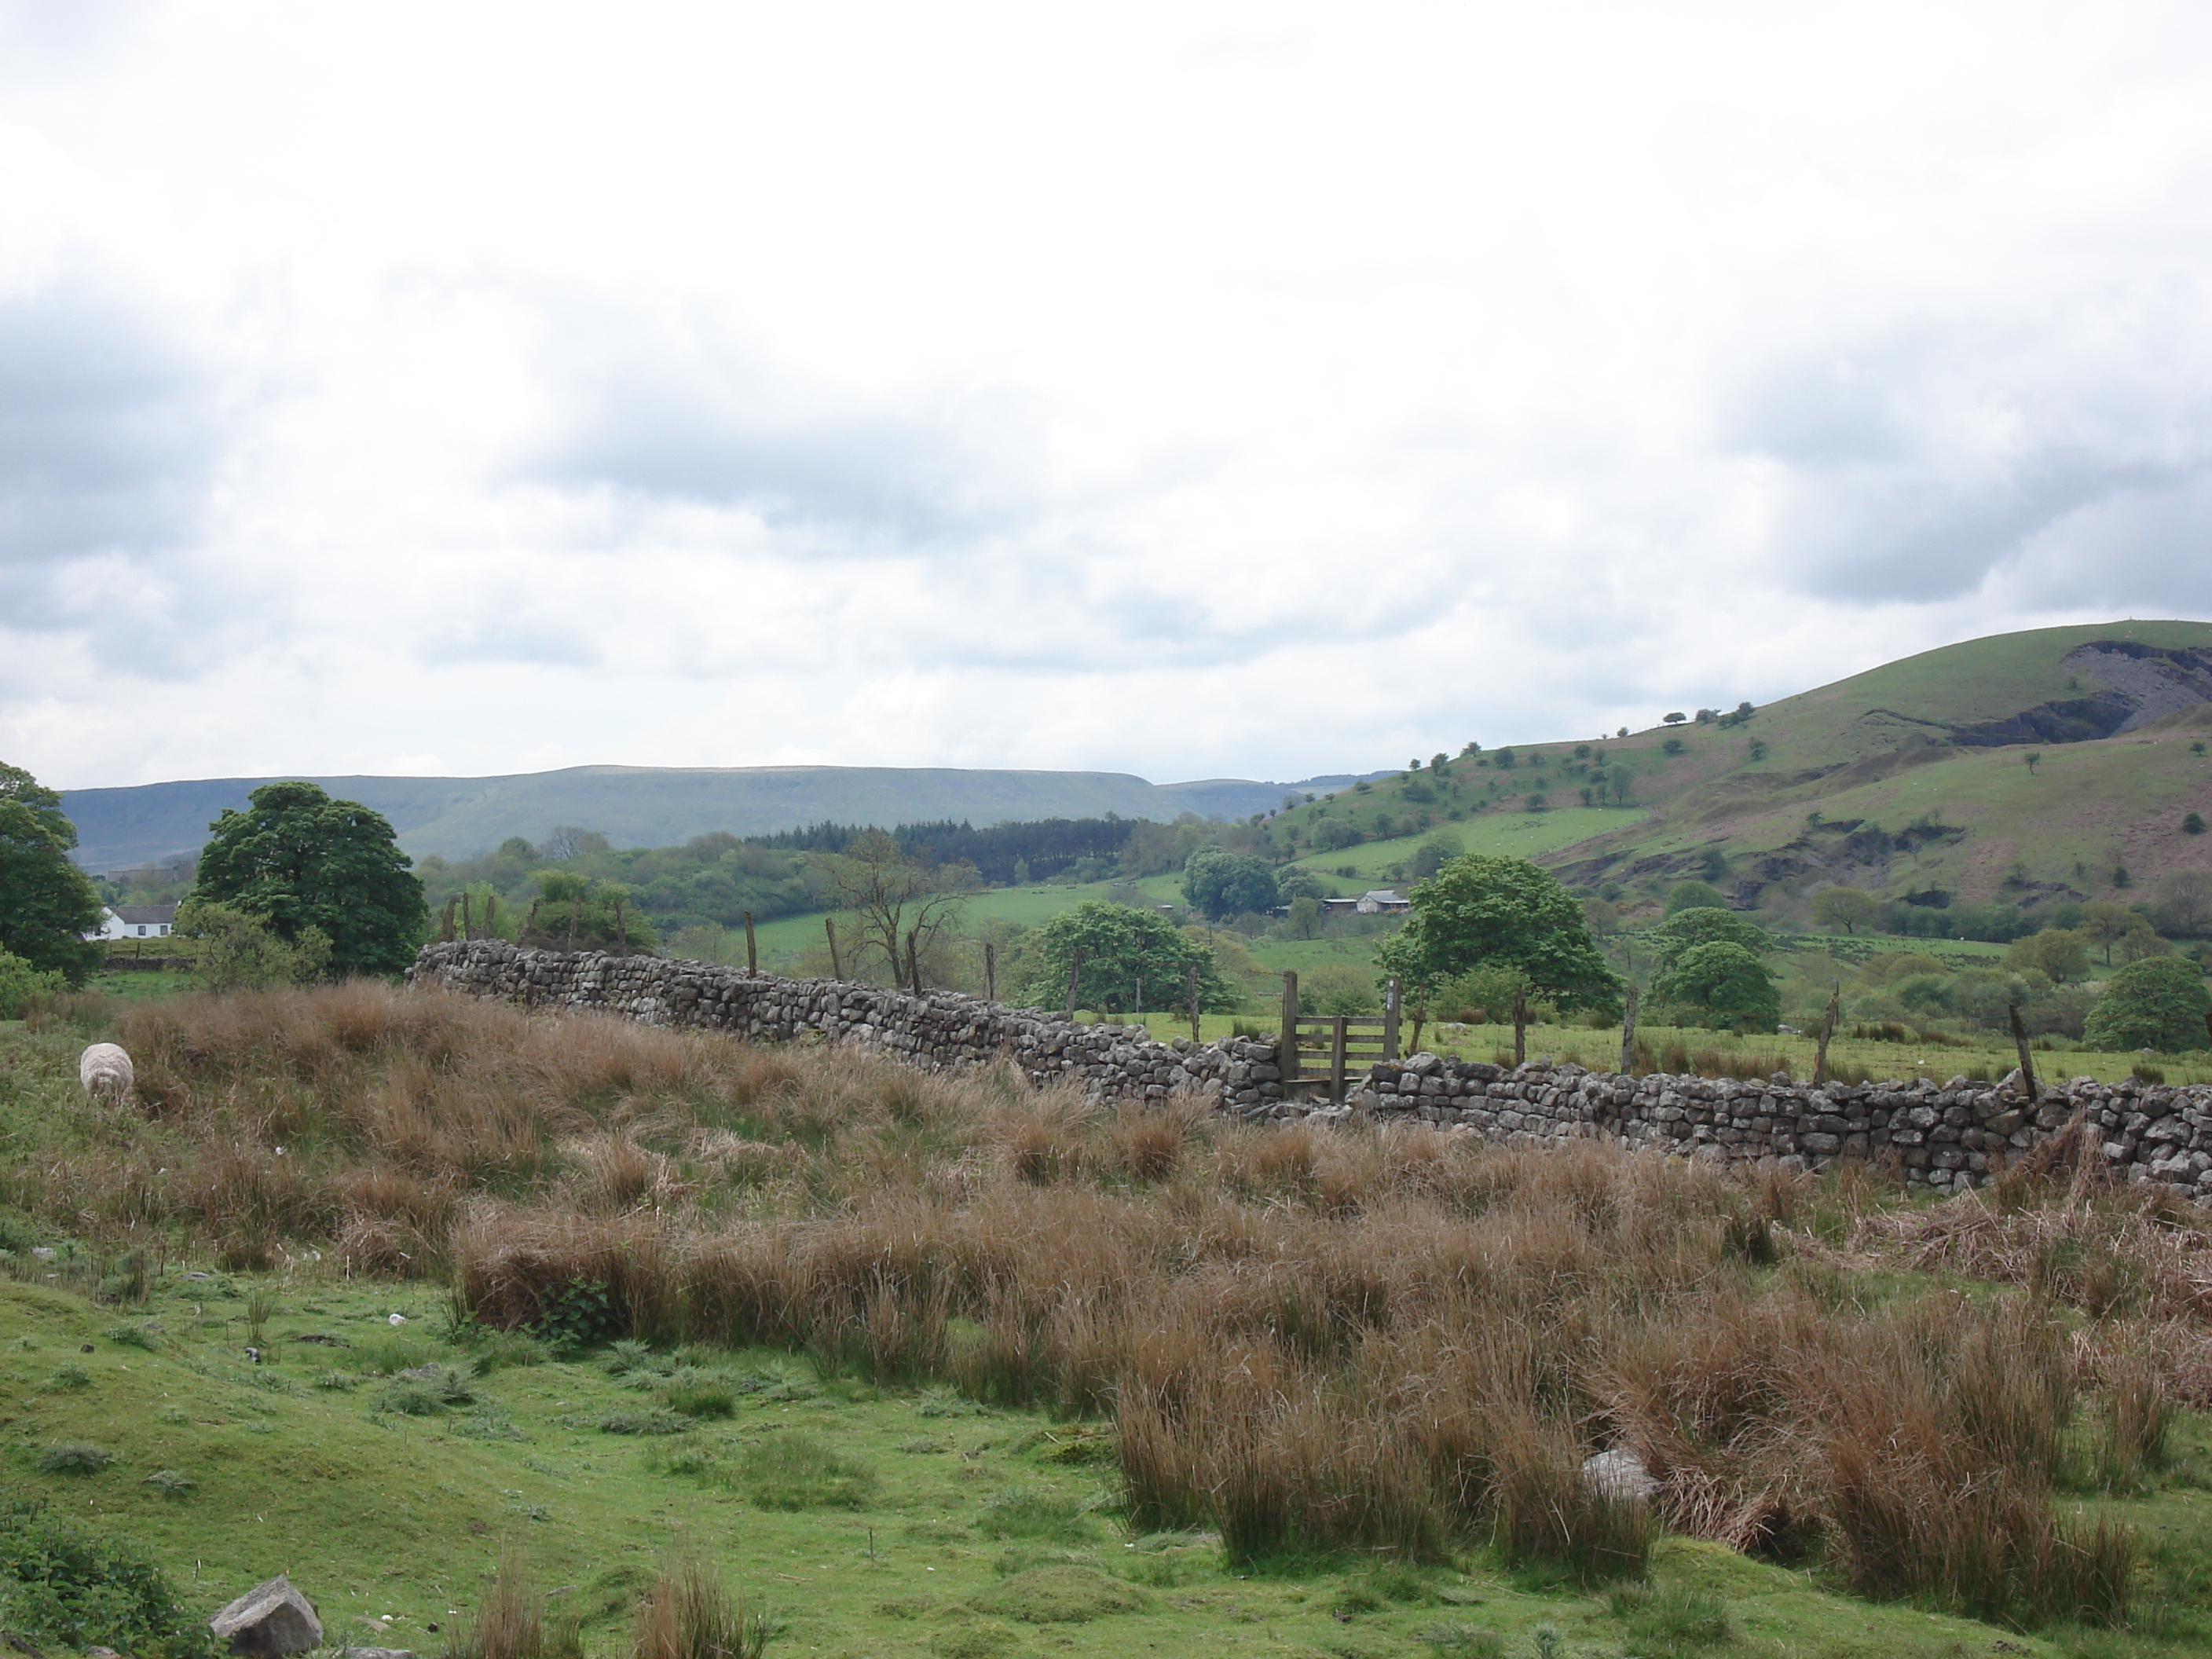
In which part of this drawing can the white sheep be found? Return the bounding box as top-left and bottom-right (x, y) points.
(79, 1042), (134, 1102)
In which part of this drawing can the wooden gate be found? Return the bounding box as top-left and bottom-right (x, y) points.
(1278, 972), (1401, 1103)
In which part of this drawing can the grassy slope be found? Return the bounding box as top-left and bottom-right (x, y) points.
(0, 1277), (2066, 1659)
(5, 989), (2183, 1659)
(1263, 621), (2212, 911)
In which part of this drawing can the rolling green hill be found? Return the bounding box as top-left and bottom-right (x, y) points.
(60, 766), (1377, 873)
(1266, 620), (2212, 918)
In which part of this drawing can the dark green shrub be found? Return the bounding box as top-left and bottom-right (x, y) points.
(2083, 956), (2212, 1053)
(0, 1493), (218, 1657)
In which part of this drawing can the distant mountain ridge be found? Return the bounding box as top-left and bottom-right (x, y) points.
(61, 764), (1392, 873)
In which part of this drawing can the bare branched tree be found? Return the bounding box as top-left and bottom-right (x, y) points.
(821, 830), (977, 984)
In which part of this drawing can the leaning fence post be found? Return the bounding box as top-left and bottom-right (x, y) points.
(825, 917), (842, 980)
(2009, 1002), (2040, 1101)
(985, 941), (997, 1003)
(1813, 983), (1840, 1086)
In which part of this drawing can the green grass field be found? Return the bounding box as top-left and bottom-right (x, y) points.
(0, 1275), (2099, 1659)
(1287, 808), (1647, 881)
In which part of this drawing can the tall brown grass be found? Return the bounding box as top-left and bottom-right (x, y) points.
(2, 984), (2161, 1625)
(631, 1555), (769, 1659)
(442, 1552), (580, 1659)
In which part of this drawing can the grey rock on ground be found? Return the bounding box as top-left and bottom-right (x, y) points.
(1581, 1447), (1658, 1503)
(211, 1575), (324, 1655)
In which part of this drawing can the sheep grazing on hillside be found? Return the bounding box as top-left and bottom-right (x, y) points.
(78, 1042), (134, 1102)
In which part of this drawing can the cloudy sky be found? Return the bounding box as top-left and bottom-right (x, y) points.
(4, 0), (2210, 792)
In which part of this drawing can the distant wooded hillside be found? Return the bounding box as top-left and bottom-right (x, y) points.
(60, 764), (1382, 872)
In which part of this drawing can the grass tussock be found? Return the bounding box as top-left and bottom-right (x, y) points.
(444, 1554), (581, 1659)
(631, 1555), (771, 1659)
(4, 984), (2175, 1628)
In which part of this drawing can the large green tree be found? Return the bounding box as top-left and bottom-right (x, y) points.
(2004, 927), (2090, 985)
(1181, 848), (1280, 921)
(1653, 940), (1781, 1031)
(1374, 854), (1620, 1013)
(0, 762), (104, 985)
(1646, 906), (1771, 969)
(1017, 899), (1236, 1014)
(1810, 886), (1878, 935)
(189, 781), (429, 978)
(2082, 957), (2212, 1053)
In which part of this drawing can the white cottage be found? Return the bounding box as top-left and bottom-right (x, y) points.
(89, 904), (178, 941)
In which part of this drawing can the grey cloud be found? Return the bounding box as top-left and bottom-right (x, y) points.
(1718, 311), (2212, 603)
(412, 615), (603, 670)
(0, 276), (223, 592)
(512, 301), (1041, 544)
(2007, 473), (2212, 613)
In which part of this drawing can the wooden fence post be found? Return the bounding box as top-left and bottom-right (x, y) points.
(1382, 978), (1401, 1060)
(2009, 1002), (2040, 1101)
(985, 942), (997, 1003)
(1187, 965), (1200, 1042)
(1064, 948), (1085, 1017)
(1512, 990), (1527, 1068)
(743, 910), (757, 973)
(1620, 983), (1639, 1075)
(461, 892), (472, 941)
(907, 932), (922, 997)
(1813, 983), (1840, 1086)
(1331, 1015), (1349, 1104)
(825, 917), (842, 980)
(1279, 971), (1299, 1085)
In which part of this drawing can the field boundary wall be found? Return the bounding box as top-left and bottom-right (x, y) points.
(409, 941), (2212, 1204)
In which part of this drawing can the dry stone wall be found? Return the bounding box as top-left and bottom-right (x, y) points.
(408, 940), (1275, 1104)
(409, 941), (2212, 1205)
